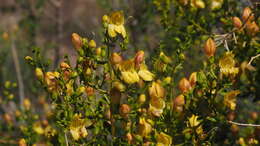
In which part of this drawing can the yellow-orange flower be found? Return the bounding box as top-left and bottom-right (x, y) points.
(156, 132), (172, 146)
(138, 65), (154, 81)
(149, 97), (165, 117)
(69, 114), (88, 140)
(105, 11), (126, 38)
(224, 90), (240, 110)
(188, 114), (201, 127)
(149, 81), (165, 98)
(219, 52), (239, 77)
(191, 0), (205, 9)
(137, 117), (152, 138)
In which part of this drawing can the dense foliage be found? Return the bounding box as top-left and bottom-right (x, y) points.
(0, 0), (260, 145)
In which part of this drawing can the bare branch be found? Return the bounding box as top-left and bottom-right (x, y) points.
(228, 120), (260, 127)
(248, 54), (260, 66)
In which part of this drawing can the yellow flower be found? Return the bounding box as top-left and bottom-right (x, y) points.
(121, 71), (140, 84)
(69, 114), (88, 140)
(106, 11), (126, 38)
(211, 0), (223, 10)
(18, 138), (26, 146)
(149, 97), (165, 117)
(149, 81), (165, 98)
(23, 98), (31, 110)
(138, 69), (154, 81)
(191, 0), (205, 9)
(35, 68), (44, 80)
(224, 90), (240, 110)
(33, 121), (44, 135)
(45, 72), (60, 92)
(188, 114), (201, 127)
(219, 52), (239, 77)
(156, 132), (172, 146)
(138, 118), (152, 138)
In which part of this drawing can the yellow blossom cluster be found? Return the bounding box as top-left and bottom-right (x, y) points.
(219, 51), (239, 77)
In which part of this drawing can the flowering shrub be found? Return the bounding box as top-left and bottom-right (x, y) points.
(1, 0), (260, 145)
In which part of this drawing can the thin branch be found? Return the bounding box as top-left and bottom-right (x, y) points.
(11, 35), (25, 108)
(228, 120), (260, 127)
(248, 54), (260, 66)
(64, 132), (69, 146)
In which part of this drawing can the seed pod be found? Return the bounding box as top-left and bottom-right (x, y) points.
(204, 38), (216, 57)
(119, 104), (130, 118)
(111, 52), (123, 65)
(242, 7), (254, 22)
(232, 17), (242, 29)
(189, 72), (197, 88)
(178, 77), (191, 93)
(71, 33), (83, 50)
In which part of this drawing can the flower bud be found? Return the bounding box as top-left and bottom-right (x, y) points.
(25, 56), (33, 61)
(71, 33), (82, 50)
(149, 81), (165, 98)
(111, 52), (123, 65)
(126, 133), (133, 144)
(112, 81), (125, 92)
(250, 112), (258, 120)
(102, 15), (109, 23)
(85, 86), (94, 96)
(179, 0), (188, 5)
(138, 94), (146, 104)
(232, 17), (242, 29)
(163, 76), (172, 85)
(3, 113), (12, 124)
(119, 104), (131, 118)
(89, 40), (96, 48)
(159, 52), (172, 64)
(173, 94), (185, 107)
(246, 21), (259, 36)
(35, 68), (44, 80)
(227, 112), (235, 121)
(18, 138), (27, 146)
(134, 50), (145, 68)
(96, 47), (102, 56)
(189, 72), (197, 88)
(2, 32), (9, 40)
(242, 7), (254, 22)
(204, 38), (216, 57)
(178, 77), (191, 93)
(23, 98), (31, 110)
